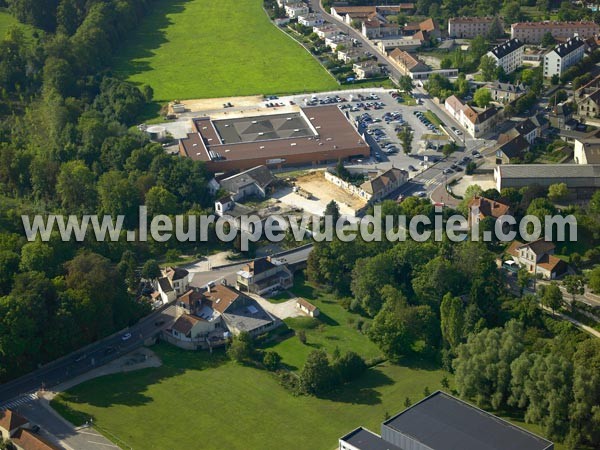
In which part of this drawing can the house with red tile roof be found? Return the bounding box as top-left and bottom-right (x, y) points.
(506, 239), (568, 279)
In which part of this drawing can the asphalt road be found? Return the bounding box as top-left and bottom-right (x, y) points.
(0, 245), (313, 407)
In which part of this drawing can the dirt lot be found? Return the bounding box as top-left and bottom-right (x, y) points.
(296, 171), (366, 210)
(173, 95), (264, 114)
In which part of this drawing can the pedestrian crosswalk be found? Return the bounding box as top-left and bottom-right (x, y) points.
(0, 392), (38, 410)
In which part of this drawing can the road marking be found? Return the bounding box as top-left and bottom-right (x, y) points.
(78, 430), (103, 436)
(87, 440), (119, 448)
(0, 392), (38, 410)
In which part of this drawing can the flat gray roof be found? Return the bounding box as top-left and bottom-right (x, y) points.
(383, 391), (553, 450)
(213, 113), (315, 144)
(340, 427), (402, 450)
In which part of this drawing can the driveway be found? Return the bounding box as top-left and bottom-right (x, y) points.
(250, 293), (303, 320)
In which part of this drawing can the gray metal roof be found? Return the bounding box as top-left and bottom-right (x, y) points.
(498, 163), (600, 178)
(550, 37), (585, 57)
(383, 391), (553, 450)
(340, 427), (403, 450)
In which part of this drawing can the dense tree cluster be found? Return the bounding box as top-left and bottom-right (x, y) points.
(454, 321), (599, 447)
(0, 0), (217, 381)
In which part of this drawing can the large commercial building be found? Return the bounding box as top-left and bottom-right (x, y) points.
(543, 37), (585, 78)
(448, 16), (503, 38)
(178, 106), (370, 172)
(511, 21), (600, 44)
(486, 38), (525, 74)
(339, 391), (553, 450)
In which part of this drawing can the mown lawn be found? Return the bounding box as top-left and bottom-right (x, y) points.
(52, 344), (447, 450)
(111, 0), (338, 101)
(266, 273), (382, 370)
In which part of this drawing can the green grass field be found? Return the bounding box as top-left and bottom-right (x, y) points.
(112, 0), (338, 101)
(0, 8), (31, 39)
(52, 344), (447, 450)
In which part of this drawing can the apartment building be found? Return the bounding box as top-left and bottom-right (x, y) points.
(448, 16), (503, 38)
(445, 95), (502, 138)
(486, 38), (524, 74)
(511, 20), (600, 44)
(488, 82), (526, 103)
(543, 37), (585, 78)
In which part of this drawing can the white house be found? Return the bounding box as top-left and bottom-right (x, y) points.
(284, 2), (309, 19)
(543, 37), (585, 78)
(444, 95), (502, 138)
(298, 13), (324, 27)
(486, 38), (524, 74)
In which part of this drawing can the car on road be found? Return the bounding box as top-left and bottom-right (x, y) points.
(413, 191), (427, 197)
(30, 425), (40, 434)
(121, 332), (132, 341)
(154, 320), (166, 327)
(408, 165), (417, 171)
(104, 346), (117, 355)
(443, 168), (453, 174)
(455, 130), (463, 135)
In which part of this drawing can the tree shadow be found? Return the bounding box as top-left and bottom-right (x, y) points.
(316, 312), (339, 326)
(320, 367), (394, 405)
(109, 0), (191, 82)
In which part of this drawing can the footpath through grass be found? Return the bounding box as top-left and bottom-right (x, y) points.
(112, 0), (338, 101)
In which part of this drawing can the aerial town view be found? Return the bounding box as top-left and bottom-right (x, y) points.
(0, 0), (600, 449)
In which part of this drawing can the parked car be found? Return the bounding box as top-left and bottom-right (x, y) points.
(121, 332), (132, 341)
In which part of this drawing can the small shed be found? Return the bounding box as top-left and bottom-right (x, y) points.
(296, 298), (320, 317)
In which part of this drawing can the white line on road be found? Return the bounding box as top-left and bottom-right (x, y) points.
(87, 440), (119, 448)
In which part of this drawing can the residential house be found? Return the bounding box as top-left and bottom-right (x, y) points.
(507, 239), (568, 279)
(325, 35), (352, 51)
(236, 256), (293, 295)
(324, 167), (408, 203)
(338, 48), (363, 64)
(297, 13), (324, 28)
(314, 24), (343, 39)
(170, 283), (279, 344)
(448, 16), (503, 39)
(543, 37), (585, 78)
(548, 103), (573, 129)
(284, 2), (308, 19)
(416, 18), (441, 40)
(218, 165), (275, 202)
(488, 82), (526, 103)
(361, 17), (399, 39)
(468, 196), (510, 227)
(575, 74), (600, 119)
(495, 133), (530, 163)
(296, 298), (320, 317)
(511, 20), (600, 44)
(11, 429), (62, 450)
(444, 95), (502, 138)
(0, 410), (29, 440)
(155, 266), (190, 304)
(339, 391), (554, 450)
(388, 49), (430, 79)
(359, 168), (408, 202)
(352, 61), (381, 79)
(486, 39), (524, 74)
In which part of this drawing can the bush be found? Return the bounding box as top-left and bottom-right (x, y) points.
(465, 162), (476, 175)
(262, 350), (282, 371)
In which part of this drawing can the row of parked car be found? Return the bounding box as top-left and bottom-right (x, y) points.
(413, 110), (441, 135)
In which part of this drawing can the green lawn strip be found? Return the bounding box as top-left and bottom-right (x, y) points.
(111, 0), (337, 101)
(424, 110), (443, 127)
(51, 343), (447, 450)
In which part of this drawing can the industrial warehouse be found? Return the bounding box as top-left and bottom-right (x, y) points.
(178, 105), (370, 172)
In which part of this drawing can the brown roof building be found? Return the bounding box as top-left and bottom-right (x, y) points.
(507, 239), (568, 279)
(179, 106), (369, 172)
(0, 410), (29, 439)
(468, 196), (510, 227)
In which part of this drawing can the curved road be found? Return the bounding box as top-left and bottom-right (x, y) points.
(0, 245), (313, 407)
